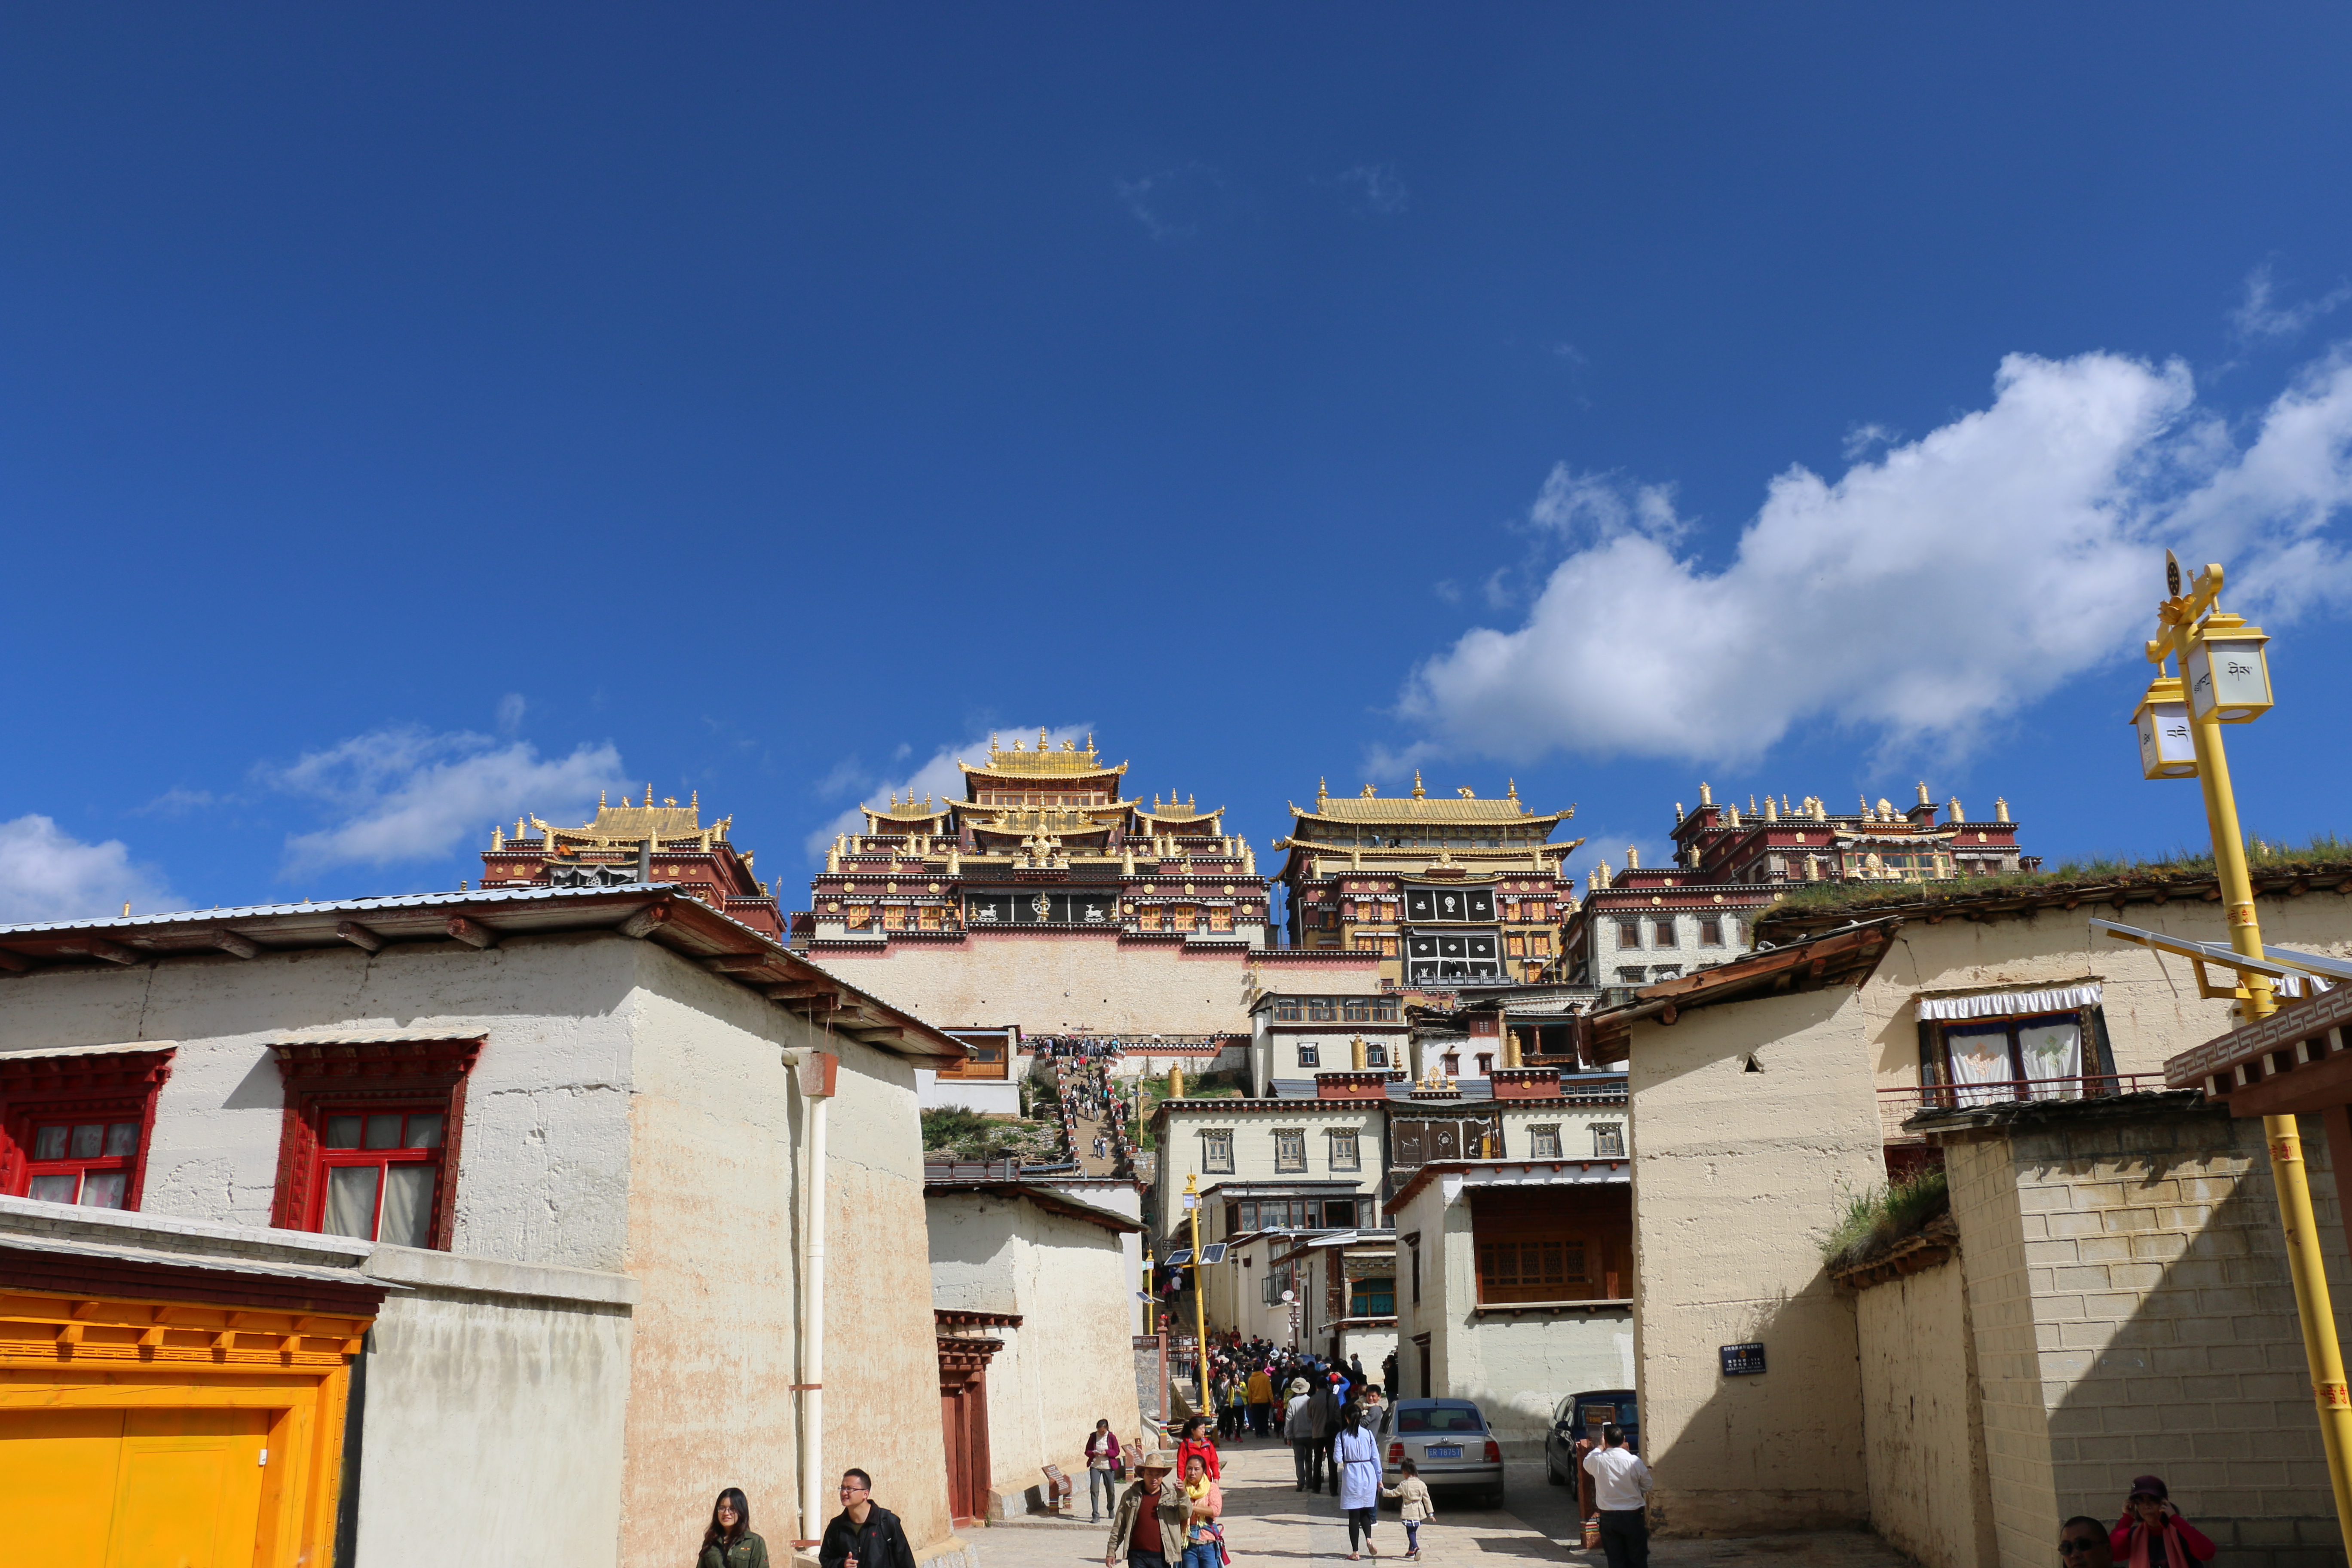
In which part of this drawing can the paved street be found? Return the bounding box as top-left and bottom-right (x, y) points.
(975, 1438), (1921, 1568)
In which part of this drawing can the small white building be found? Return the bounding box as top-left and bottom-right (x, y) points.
(1385, 1157), (1635, 1443)
(0, 884), (972, 1568)
(1248, 992), (1409, 1096)
(925, 1175), (1145, 1521)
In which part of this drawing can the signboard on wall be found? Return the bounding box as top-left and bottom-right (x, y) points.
(1719, 1342), (1766, 1376)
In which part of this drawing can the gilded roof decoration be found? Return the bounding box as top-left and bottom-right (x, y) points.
(531, 789), (728, 844)
(1286, 797), (1573, 825)
(956, 728), (1129, 781)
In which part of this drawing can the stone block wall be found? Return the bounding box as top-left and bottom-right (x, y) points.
(1946, 1103), (2351, 1568)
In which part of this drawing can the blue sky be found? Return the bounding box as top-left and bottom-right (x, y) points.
(6, 6), (2352, 920)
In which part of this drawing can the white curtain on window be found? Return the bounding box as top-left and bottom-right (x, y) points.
(324, 1166), (379, 1240)
(1946, 1024), (2014, 1108)
(2018, 1021), (2084, 1100)
(379, 1165), (435, 1248)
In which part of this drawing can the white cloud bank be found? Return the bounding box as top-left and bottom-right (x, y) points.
(0, 816), (180, 922)
(1402, 349), (2352, 764)
(272, 726), (628, 874)
(803, 725), (1091, 861)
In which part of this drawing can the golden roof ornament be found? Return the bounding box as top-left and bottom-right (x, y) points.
(1507, 778), (1519, 802)
(1916, 781), (1932, 807)
(1412, 770), (1426, 799)
(1626, 844), (1640, 870)
(1996, 796), (2011, 823)
(1318, 778), (1329, 804)
(1700, 781), (1713, 806)
(1457, 787), (1476, 799)
(1948, 796), (1963, 821)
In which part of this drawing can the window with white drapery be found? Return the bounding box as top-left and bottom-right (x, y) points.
(1915, 983), (2109, 1107)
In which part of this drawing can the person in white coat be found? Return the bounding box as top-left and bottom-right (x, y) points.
(1331, 1402), (1383, 1560)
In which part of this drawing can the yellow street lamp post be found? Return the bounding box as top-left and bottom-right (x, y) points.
(1184, 1172), (1210, 1406)
(2139, 555), (2352, 1546)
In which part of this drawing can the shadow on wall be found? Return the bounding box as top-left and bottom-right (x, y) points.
(1646, 1278), (1871, 1538)
(2029, 1112), (2349, 1568)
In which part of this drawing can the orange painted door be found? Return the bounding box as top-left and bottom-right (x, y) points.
(0, 1407), (270, 1568)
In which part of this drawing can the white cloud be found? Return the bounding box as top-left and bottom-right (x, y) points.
(2232, 262), (2352, 344)
(803, 725), (1090, 861)
(270, 726), (627, 874)
(1338, 163), (1409, 216)
(495, 693), (526, 734)
(0, 815), (179, 922)
(1403, 349), (2352, 765)
(1115, 165), (1223, 241)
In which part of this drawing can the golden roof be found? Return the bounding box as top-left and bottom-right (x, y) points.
(958, 729), (1129, 781)
(533, 789), (728, 844)
(1286, 773), (1570, 827)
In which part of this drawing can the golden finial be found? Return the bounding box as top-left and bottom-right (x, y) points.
(1995, 796), (2011, 823)
(664, 797), (677, 808)
(1457, 787), (1475, 798)
(1318, 777), (1329, 802)
(1362, 783), (1376, 797)
(645, 784), (654, 808)
(598, 789), (607, 808)
(1507, 778), (1518, 802)
(1412, 770), (1425, 799)
(1625, 844), (1640, 870)
(1038, 726), (1050, 751)
(1916, 781), (1931, 807)
(1699, 782), (1713, 806)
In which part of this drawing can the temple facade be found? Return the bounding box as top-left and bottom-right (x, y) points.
(795, 732), (1286, 1036)
(1271, 774), (1583, 988)
(1563, 781), (2038, 986)
(478, 790), (784, 937)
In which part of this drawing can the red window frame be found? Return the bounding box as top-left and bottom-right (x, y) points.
(0, 1048), (175, 1211)
(270, 1038), (482, 1252)
(306, 1106), (451, 1246)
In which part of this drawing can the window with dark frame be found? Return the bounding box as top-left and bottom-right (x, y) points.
(1593, 1123), (1626, 1157)
(1329, 1129), (1362, 1171)
(1529, 1125), (1562, 1159)
(1699, 918), (1723, 946)
(1652, 917), (1676, 944)
(1274, 999), (1303, 1021)
(1616, 920), (1642, 948)
(1273, 1128), (1307, 1173)
(1925, 1006), (2111, 1106)
(1202, 1128), (1234, 1173)
(1366, 1043), (1389, 1067)
(1297, 1042), (1320, 1069)
(0, 1047), (175, 1213)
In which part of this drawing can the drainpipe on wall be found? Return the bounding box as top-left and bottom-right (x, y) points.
(793, 1048), (840, 1555)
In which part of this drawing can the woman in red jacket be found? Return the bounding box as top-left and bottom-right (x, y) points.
(1176, 1416), (1222, 1482)
(2110, 1476), (2215, 1568)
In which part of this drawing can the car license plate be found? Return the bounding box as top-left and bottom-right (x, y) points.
(1424, 1446), (1462, 1459)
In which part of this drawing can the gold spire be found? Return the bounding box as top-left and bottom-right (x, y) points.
(1412, 770), (1425, 799)
(1507, 778), (1518, 802)
(1700, 781), (1713, 806)
(1916, 781), (1931, 807)
(1318, 777), (1329, 803)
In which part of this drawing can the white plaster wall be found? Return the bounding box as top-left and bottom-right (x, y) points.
(1154, 1102), (1385, 1239)
(614, 945), (807, 1566)
(1035, 1179), (1145, 1335)
(1856, 898), (2352, 1091)
(916, 1069), (1023, 1116)
(1853, 1259), (1997, 1568)
(0, 936), (644, 1268)
(354, 1247), (636, 1568)
(1421, 1174), (1632, 1439)
(820, 1022), (960, 1554)
(1497, 1103), (1627, 1162)
(927, 1192), (1142, 1505)
(1628, 990), (1879, 1536)
(818, 934), (1262, 1036)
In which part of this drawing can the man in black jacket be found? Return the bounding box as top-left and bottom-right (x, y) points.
(819, 1469), (918, 1568)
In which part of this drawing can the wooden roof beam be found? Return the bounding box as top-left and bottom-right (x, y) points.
(61, 938), (138, 966)
(335, 921), (384, 954)
(209, 930), (261, 960)
(445, 916), (498, 950)
(702, 953), (774, 974)
(0, 948), (30, 973)
(616, 903), (671, 939)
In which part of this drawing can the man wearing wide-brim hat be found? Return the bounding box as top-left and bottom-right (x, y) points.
(1105, 1450), (1188, 1568)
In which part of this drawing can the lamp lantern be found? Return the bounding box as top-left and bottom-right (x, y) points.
(2132, 675), (2198, 780)
(2183, 614), (2274, 723)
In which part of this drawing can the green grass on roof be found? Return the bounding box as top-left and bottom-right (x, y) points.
(1760, 832), (2352, 923)
(1822, 1166), (1948, 1272)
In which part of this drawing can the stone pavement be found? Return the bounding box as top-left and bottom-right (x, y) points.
(974, 1437), (1921, 1568)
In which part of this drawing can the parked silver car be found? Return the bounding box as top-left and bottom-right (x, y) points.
(1377, 1398), (1504, 1507)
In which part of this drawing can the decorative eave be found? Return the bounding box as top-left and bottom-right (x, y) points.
(1585, 918), (1902, 1060)
(0, 887), (965, 1069)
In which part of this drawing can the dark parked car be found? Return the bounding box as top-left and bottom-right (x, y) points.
(1542, 1388), (1639, 1487)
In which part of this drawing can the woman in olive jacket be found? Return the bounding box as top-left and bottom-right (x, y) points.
(701, 1488), (770, 1568)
